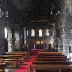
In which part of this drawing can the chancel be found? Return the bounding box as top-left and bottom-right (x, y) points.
(0, 0), (72, 72)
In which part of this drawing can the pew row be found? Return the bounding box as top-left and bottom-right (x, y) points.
(32, 64), (72, 72)
(0, 55), (23, 68)
(31, 52), (72, 72)
(32, 60), (72, 72)
(0, 51), (29, 68)
(4, 51), (29, 61)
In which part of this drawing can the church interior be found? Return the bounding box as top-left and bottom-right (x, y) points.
(0, 0), (72, 72)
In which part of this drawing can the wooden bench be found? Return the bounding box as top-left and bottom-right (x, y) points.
(32, 59), (72, 72)
(3, 58), (21, 68)
(36, 58), (69, 61)
(4, 51), (29, 62)
(0, 58), (6, 72)
(0, 51), (29, 68)
(36, 51), (69, 61)
(38, 52), (64, 56)
(4, 51), (29, 56)
(32, 63), (72, 72)
(0, 55), (23, 68)
(33, 60), (72, 64)
(31, 52), (72, 72)
(37, 55), (67, 58)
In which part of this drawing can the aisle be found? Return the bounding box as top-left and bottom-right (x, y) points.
(16, 55), (37, 72)
(16, 49), (41, 72)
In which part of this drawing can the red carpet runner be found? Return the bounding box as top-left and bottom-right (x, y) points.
(16, 56), (37, 72)
(16, 50), (40, 72)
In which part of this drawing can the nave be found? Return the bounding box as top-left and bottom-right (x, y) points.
(0, 0), (72, 72)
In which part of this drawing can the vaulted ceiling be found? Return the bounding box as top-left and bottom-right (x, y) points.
(7, 0), (63, 29)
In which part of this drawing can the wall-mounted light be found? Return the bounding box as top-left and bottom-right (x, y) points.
(36, 41), (40, 44)
(41, 41), (43, 44)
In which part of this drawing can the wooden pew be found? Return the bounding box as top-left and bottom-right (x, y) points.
(4, 51), (29, 56)
(33, 60), (72, 64)
(0, 55), (23, 68)
(32, 59), (72, 72)
(3, 58), (21, 68)
(36, 58), (69, 61)
(0, 51), (29, 68)
(0, 58), (6, 72)
(37, 56), (67, 59)
(38, 52), (64, 56)
(37, 52), (68, 61)
(31, 52), (72, 72)
(4, 51), (29, 62)
(32, 63), (72, 72)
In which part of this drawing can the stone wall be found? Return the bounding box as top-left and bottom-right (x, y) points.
(63, 15), (72, 55)
(62, 0), (72, 55)
(0, 19), (8, 53)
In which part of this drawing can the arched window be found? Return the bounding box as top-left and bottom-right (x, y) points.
(39, 29), (42, 37)
(46, 29), (50, 36)
(27, 30), (28, 36)
(5, 27), (7, 38)
(31, 29), (35, 37)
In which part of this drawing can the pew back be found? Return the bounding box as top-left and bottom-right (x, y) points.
(38, 52), (64, 56)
